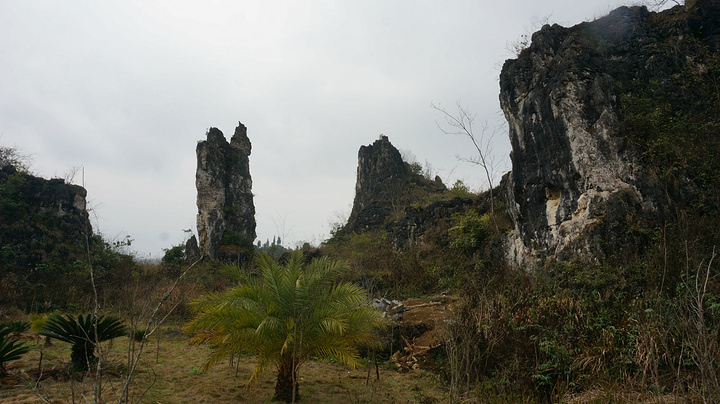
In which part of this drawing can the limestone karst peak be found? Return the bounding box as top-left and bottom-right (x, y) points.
(195, 122), (256, 261)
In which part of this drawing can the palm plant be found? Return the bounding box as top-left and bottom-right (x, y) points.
(40, 313), (126, 372)
(0, 324), (30, 376)
(185, 252), (385, 402)
(2, 321), (29, 334)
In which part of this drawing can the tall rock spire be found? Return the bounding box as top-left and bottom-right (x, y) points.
(195, 122), (256, 261)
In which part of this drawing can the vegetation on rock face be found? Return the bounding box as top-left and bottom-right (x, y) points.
(185, 252), (385, 402)
(449, 202), (510, 256)
(620, 38), (720, 221)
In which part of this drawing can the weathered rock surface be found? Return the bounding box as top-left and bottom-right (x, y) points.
(184, 234), (200, 262)
(0, 165), (91, 242)
(0, 164), (92, 306)
(341, 136), (446, 235)
(499, 1), (719, 265)
(196, 123), (256, 260)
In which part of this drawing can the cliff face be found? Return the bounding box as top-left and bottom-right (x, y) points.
(341, 136), (446, 235)
(196, 123), (256, 260)
(0, 164), (92, 305)
(0, 165), (91, 249)
(500, 0), (720, 265)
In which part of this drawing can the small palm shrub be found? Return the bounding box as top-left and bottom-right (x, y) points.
(130, 329), (146, 342)
(0, 323), (30, 376)
(186, 252), (386, 402)
(41, 314), (126, 372)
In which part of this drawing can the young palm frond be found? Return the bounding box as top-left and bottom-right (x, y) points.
(185, 251), (386, 402)
(41, 314), (126, 372)
(0, 324), (30, 376)
(1, 321), (29, 334)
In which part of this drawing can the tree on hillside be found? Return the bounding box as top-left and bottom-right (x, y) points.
(646, 0), (684, 10)
(184, 252), (385, 402)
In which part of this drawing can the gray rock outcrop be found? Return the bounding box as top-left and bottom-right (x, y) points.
(0, 164), (91, 244)
(499, 1), (719, 265)
(184, 234), (200, 262)
(0, 164), (92, 307)
(340, 136), (445, 235)
(196, 122), (256, 260)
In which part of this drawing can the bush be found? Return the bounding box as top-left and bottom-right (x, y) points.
(449, 209), (492, 254)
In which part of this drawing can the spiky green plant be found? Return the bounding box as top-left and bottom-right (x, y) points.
(185, 252), (386, 403)
(0, 324), (30, 376)
(2, 321), (29, 334)
(40, 314), (126, 372)
(129, 329), (146, 342)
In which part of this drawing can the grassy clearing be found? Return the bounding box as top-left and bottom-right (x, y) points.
(0, 323), (445, 403)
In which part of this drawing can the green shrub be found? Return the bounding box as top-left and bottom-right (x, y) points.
(449, 209), (491, 254)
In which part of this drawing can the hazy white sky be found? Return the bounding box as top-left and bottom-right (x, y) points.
(1, 0), (645, 257)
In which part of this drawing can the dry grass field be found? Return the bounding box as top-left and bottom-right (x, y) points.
(0, 323), (446, 403)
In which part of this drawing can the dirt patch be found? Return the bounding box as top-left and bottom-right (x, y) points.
(391, 295), (458, 372)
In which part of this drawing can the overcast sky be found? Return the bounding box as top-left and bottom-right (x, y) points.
(1, 0), (651, 258)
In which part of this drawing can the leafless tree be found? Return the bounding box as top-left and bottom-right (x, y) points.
(0, 145), (32, 172)
(119, 260), (203, 403)
(643, 0), (684, 11)
(328, 205), (350, 237)
(432, 103), (501, 232)
(505, 14), (553, 57)
(273, 213), (294, 248)
(64, 165), (82, 185)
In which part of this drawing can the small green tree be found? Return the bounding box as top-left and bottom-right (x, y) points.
(185, 252), (385, 402)
(41, 314), (126, 372)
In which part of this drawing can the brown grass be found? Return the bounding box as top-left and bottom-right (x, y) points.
(0, 323), (445, 403)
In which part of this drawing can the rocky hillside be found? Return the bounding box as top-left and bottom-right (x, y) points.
(500, 0), (720, 266)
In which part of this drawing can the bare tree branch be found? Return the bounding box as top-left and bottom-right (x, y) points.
(117, 256), (204, 403)
(432, 102), (500, 233)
